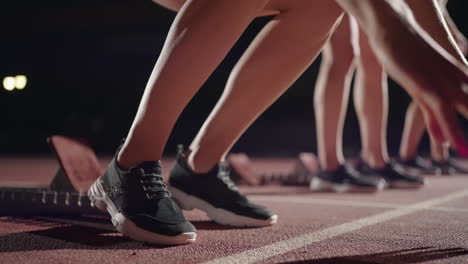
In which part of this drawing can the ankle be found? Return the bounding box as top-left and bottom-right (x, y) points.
(117, 144), (161, 170)
(117, 150), (135, 170)
(399, 155), (413, 162)
(431, 152), (448, 163)
(431, 156), (446, 163)
(187, 151), (217, 174)
(399, 150), (417, 162)
(361, 154), (386, 169)
(319, 159), (341, 172)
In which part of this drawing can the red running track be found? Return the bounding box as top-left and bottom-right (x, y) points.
(1, 157), (468, 264)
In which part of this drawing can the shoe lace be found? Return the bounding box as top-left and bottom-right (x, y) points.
(217, 162), (238, 191)
(132, 167), (171, 199)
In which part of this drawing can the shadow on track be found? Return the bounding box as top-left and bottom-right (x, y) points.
(278, 247), (468, 264)
(0, 216), (258, 252)
(0, 217), (178, 251)
(191, 220), (266, 230)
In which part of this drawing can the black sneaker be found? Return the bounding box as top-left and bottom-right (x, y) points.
(357, 161), (425, 189)
(415, 156), (441, 174)
(392, 157), (437, 175)
(430, 159), (457, 175)
(409, 157), (468, 175)
(168, 152), (278, 227)
(309, 165), (385, 193)
(446, 159), (468, 174)
(87, 158), (196, 245)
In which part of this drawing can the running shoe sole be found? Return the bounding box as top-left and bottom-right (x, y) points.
(394, 165), (430, 176)
(386, 180), (425, 189)
(309, 177), (385, 193)
(88, 179), (196, 245)
(168, 185), (278, 227)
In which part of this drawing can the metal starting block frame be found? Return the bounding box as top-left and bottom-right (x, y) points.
(0, 135), (320, 216)
(228, 152), (319, 186)
(0, 135), (106, 216)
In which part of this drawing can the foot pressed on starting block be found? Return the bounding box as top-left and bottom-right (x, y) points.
(227, 152), (319, 186)
(228, 153), (261, 186)
(260, 153), (318, 186)
(296, 153), (319, 175)
(49, 135), (103, 193)
(0, 135), (106, 216)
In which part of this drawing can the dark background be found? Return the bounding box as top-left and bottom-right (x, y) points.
(1, 0), (467, 157)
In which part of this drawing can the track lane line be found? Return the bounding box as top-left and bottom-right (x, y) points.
(430, 206), (468, 213)
(251, 196), (399, 209)
(251, 196), (468, 214)
(204, 188), (468, 264)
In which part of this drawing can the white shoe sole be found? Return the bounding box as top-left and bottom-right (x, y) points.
(168, 185), (278, 227)
(309, 177), (385, 193)
(87, 179), (196, 246)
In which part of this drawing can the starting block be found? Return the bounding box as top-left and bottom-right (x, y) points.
(228, 152), (319, 186)
(0, 135), (106, 216)
(227, 153), (262, 186)
(0, 135), (321, 216)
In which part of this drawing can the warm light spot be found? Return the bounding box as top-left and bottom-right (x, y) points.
(3, 77), (16, 91)
(15, 75), (27, 90)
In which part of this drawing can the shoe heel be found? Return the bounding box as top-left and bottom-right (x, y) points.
(87, 180), (108, 212)
(309, 177), (329, 191)
(168, 185), (195, 211)
(310, 177), (347, 193)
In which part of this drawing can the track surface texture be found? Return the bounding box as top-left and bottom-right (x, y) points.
(1, 157), (468, 264)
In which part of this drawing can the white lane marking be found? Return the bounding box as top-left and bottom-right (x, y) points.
(204, 189), (468, 264)
(431, 206), (468, 213)
(251, 196), (399, 209)
(251, 196), (468, 214)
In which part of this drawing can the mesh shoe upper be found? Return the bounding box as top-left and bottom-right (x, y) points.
(100, 159), (196, 236)
(356, 161), (425, 186)
(446, 159), (468, 174)
(317, 165), (383, 188)
(392, 157), (437, 174)
(169, 155), (274, 220)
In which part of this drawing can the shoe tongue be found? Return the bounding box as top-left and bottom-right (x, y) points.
(137, 161), (162, 174)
